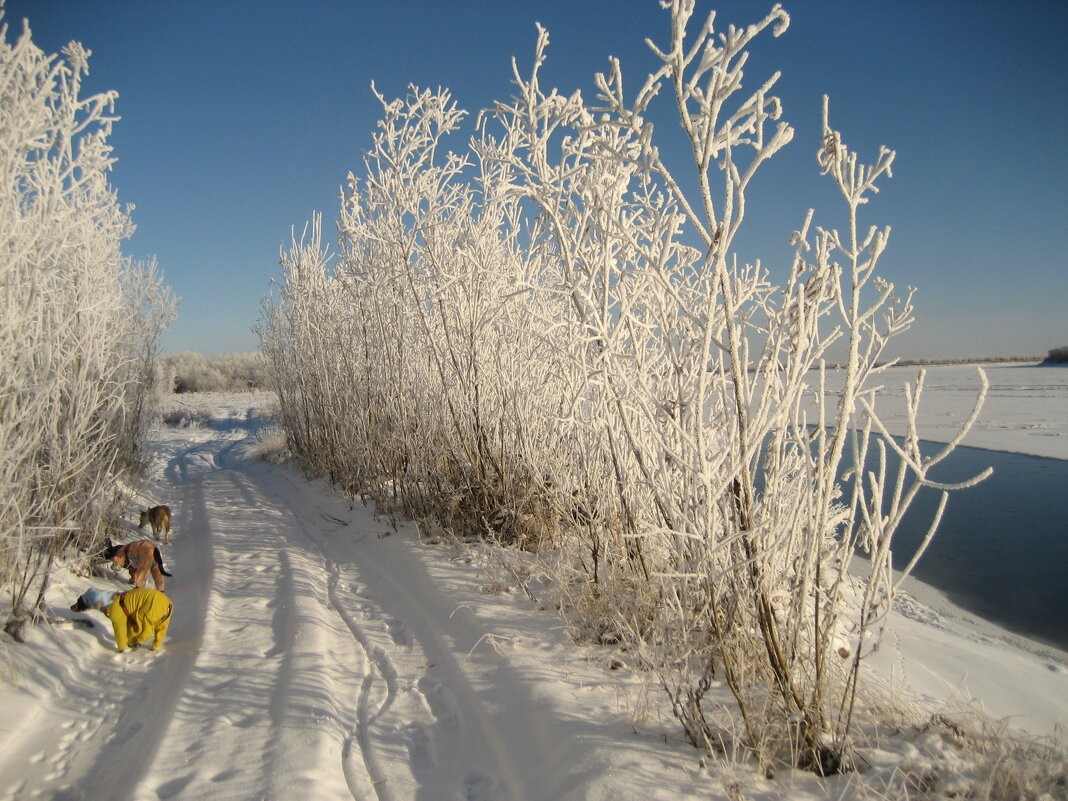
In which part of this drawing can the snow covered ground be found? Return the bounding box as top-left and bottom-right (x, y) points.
(1, 364), (1066, 801)
(810, 361), (1068, 460)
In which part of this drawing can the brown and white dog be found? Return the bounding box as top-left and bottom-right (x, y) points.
(103, 539), (172, 592)
(138, 505), (171, 543)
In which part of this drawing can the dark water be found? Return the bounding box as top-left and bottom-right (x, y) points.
(847, 440), (1068, 650)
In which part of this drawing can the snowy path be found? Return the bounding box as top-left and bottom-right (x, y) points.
(131, 412), (579, 800)
(0, 403), (697, 801)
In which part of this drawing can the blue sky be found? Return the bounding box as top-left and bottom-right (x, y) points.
(6, 0), (1066, 359)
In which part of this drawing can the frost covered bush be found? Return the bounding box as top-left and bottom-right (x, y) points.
(0, 11), (174, 637)
(260, 0), (989, 775)
(260, 92), (571, 536)
(158, 351), (268, 393)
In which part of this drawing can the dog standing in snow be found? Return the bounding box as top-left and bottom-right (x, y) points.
(70, 588), (173, 652)
(104, 539), (172, 592)
(139, 505), (171, 543)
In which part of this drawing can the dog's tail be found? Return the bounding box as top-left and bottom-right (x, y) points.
(153, 546), (174, 577)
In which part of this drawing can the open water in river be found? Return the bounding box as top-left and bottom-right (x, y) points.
(855, 440), (1068, 650)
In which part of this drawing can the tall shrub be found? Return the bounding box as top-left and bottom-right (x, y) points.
(484, 3), (990, 771)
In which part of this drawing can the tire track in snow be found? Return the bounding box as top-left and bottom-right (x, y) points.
(343, 540), (539, 801)
(129, 425), (366, 801)
(278, 490), (419, 801)
(263, 467), (576, 801)
(84, 465), (215, 801)
(326, 559), (398, 801)
(257, 518), (367, 801)
(253, 502), (386, 801)
(128, 460), (283, 800)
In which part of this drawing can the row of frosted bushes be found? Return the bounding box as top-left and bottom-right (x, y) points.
(157, 351), (269, 394)
(0, 14), (174, 637)
(258, 4), (989, 776)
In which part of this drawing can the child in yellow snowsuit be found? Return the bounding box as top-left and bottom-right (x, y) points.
(71, 587), (173, 652)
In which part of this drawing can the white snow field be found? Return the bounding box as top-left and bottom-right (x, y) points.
(0, 363), (1066, 801)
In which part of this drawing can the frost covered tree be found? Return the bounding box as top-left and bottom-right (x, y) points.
(261, 1), (989, 774)
(0, 10), (175, 638)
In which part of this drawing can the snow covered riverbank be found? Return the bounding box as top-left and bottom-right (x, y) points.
(1, 370), (1066, 800)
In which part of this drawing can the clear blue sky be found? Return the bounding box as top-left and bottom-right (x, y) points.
(6, 0), (1066, 360)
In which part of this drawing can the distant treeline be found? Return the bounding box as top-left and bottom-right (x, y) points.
(158, 351), (268, 393)
(819, 354), (1046, 369)
(886, 354), (1043, 367)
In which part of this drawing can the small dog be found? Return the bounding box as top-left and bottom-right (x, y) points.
(139, 505), (171, 543)
(71, 587), (173, 652)
(103, 539), (172, 592)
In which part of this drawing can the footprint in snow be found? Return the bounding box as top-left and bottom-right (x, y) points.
(417, 677), (459, 729)
(403, 722), (435, 769)
(464, 773), (497, 801)
(108, 720), (144, 746)
(156, 773), (196, 800)
(386, 617), (412, 647)
(48, 784), (82, 801)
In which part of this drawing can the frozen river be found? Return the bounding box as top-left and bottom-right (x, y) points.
(887, 441), (1068, 649)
